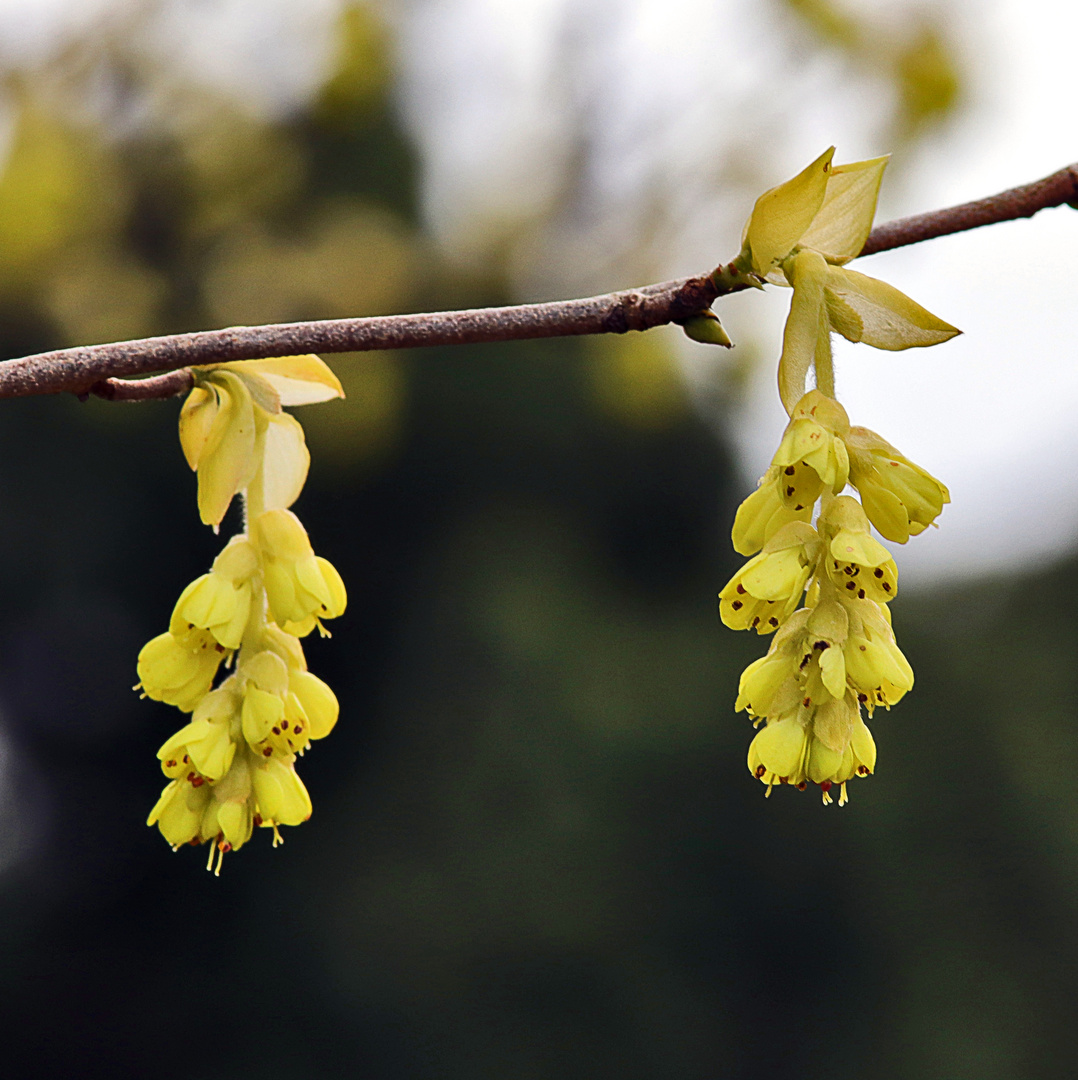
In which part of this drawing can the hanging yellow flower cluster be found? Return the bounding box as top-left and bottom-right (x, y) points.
(137, 355), (346, 871)
(719, 150), (955, 805)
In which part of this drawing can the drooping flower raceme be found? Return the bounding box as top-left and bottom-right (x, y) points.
(719, 149), (956, 806)
(139, 354), (345, 872)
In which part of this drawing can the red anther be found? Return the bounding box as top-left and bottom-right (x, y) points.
(262, 747), (273, 757)
(873, 568), (884, 578)
(784, 466), (795, 476)
(802, 697), (811, 707)
(857, 589), (866, 599)
(183, 755), (190, 763)
(271, 726), (281, 736)
(731, 600), (743, 610)
(191, 776), (205, 788)
(820, 780), (832, 792)
(754, 765), (767, 778)
(187, 771), (195, 782)
(253, 815), (263, 827)
(165, 759), (176, 768)
(768, 617), (778, 627)
(219, 842), (232, 853)
(796, 781), (807, 791)
(785, 486), (795, 497)
(293, 724), (303, 735)
(281, 720), (289, 730)
(858, 693), (868, 703)
(857, 765), (870, 775)
(736, 584), (746, 594)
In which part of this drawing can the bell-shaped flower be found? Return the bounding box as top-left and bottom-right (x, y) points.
(198, 754), (256, 864)
(843, 599), (914, 712)
(730, 466), (814, 556)
(147, 776), (212, 848)
(771, 389), (851, 507)
(747, 715), (809, 789)
(719, 521), (820, 634)
(818, 496), (899, 603)
(846, 426), (949, 543)
(251, 755), (313, 829)
(157, 686), (238, 782)
(170, 536), (260, 650)
(255, 624), (339, 740)
(253, 509), (347, 636)
(735, 600), (850, 720)
(804, 707), (877, 805)
(734, 609), (809, 719)
(137, 626), (226, 712)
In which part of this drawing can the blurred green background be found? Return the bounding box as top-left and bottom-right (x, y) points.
(0, 4), (1071, 1078)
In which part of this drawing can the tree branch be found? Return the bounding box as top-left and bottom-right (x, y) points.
(1, 162), (1075, 402)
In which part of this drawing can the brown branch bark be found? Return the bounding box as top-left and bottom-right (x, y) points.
(1, 161), (1075, 402)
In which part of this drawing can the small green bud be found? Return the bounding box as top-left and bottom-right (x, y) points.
(681, 311), (733, 348)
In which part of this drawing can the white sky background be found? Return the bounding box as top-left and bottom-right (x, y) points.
(0, 0), (1074, 587)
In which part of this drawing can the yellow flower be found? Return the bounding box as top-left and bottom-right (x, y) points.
(136, 626), (227, 712)
(252, 509), (347, 636)
(771, 390), (851, 507)
(147, 777), (211, 848)
(734, 600), (850, 719)
(170, 536), (260, 650)
(731, 466), (815, 557)
(719, 521), (820, 634)
(818, 495), (899, 603)
(842, 598), (914, 712)
(846, 425), (949, 543)
(746, 701), (876, 806)
(157, 686), (238, 782)
(747, 715), (809, 787)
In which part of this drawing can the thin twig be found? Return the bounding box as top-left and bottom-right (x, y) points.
(859, 162), (1078, 256)
(1, 161), (1075, 402)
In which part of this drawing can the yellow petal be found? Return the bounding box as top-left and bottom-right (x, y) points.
(798, 156), (889, 264)
(290, 670), (339, 740)
(822, 265), (960, 350)
(818, 645), (847, 700)
(746, 147), (835, 275)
